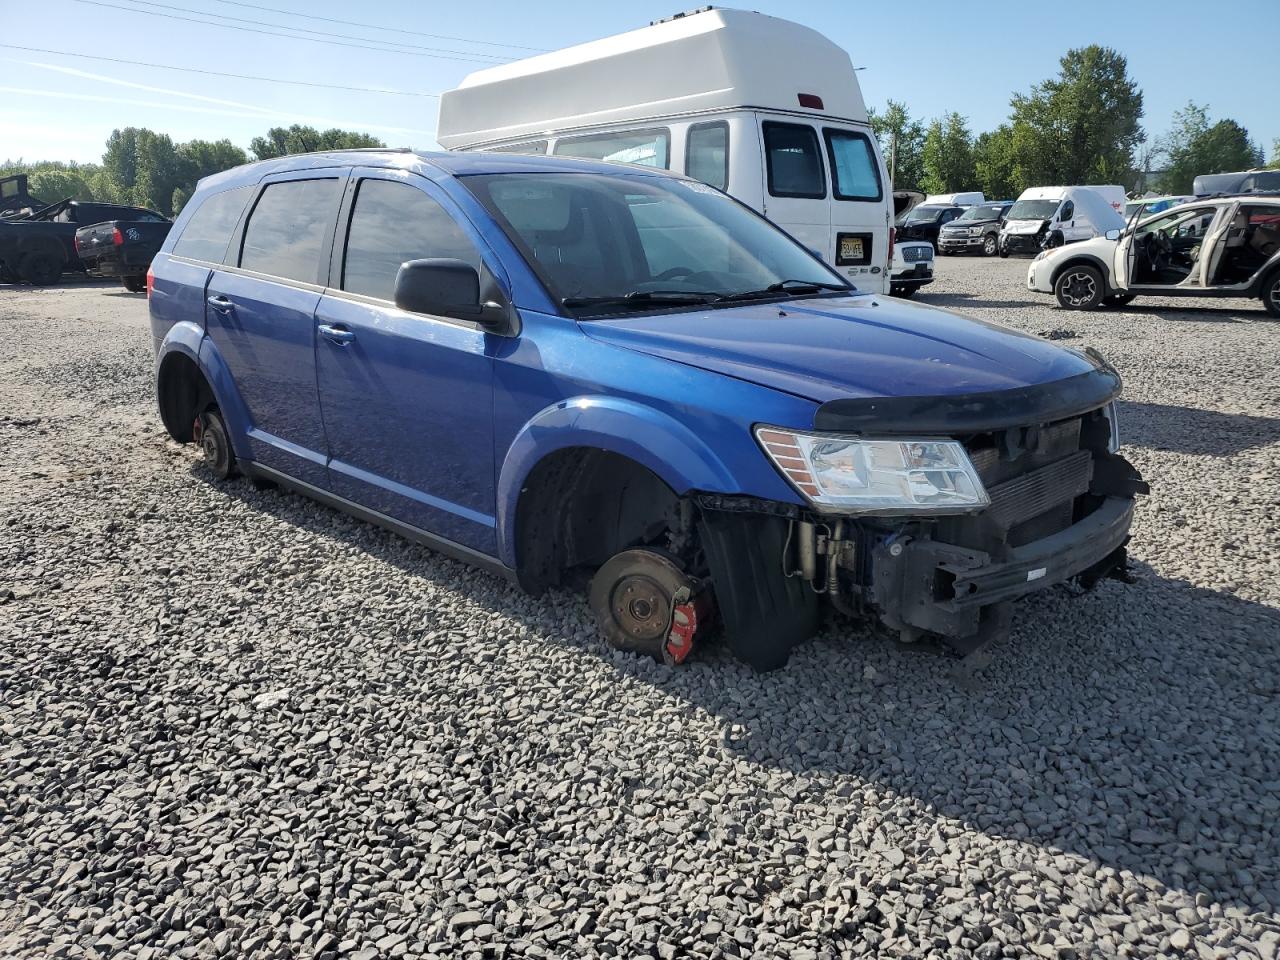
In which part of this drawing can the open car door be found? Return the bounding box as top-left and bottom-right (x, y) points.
(1112, 206), (1144, 289)
(1198, 202), (1238, 286)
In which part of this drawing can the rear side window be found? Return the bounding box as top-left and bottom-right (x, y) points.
(341, 178), (481, 301)
(553, 129), (670, 169)
(823, 129), (881, 201)
(239, 178), (341, 284)
(482, 141), (548, 155)
(172, 185), (254, 263)
(763, 122), (825, 199)
(686, 122), (729, 191)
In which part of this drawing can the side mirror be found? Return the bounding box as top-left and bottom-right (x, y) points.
(1105, 229), (1121, 241)
(394, 258), (481, 319)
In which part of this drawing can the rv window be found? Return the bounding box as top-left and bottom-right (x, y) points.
(481, 141), (548, 156)
(823, 129), (882, 202)
(686, 122), (729, 191)
(763, 122), (825, 199)
(553, 129), (670, 169)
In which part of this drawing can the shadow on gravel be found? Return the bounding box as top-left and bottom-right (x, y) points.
(196, 466), (1280, 916)
(919, 291), (1045, 310)
(1120, 400), (1280, 455)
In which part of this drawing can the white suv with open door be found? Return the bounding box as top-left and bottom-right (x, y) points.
(1027, 196), (1280, 316)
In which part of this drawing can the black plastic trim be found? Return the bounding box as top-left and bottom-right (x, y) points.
(813, 365), (1121, 436)
(246, 463), (518, 584)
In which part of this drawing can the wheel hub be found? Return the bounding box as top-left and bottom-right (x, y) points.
(611, 575), (671, 643)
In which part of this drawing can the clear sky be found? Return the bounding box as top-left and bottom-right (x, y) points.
(1, 0), (1276, 165)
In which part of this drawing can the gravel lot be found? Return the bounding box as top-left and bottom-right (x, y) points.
(2, 261), (1278, 960)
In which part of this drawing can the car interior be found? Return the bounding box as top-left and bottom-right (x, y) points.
(1132, 203), (1280, 287)
(1213, 206), (1280, 285)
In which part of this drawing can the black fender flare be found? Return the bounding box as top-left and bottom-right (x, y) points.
(1050, 254), (1115, 297)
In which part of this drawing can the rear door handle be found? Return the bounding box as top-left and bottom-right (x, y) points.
(318, 323), (356, 345)
(207, 295), (233, 312)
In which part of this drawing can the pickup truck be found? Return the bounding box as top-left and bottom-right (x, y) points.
(76, 218), (173, 291)
(0, 199), (168, 285)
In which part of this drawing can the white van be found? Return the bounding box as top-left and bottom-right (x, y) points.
(436, 8), (894, 293)
(924, 192), (985, 207)
(999, 186), (1126, 257)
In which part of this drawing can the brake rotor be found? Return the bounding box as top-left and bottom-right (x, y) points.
(588, 549), (697, 661)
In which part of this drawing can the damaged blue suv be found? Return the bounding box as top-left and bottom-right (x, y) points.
(148, 150), (1146, 670)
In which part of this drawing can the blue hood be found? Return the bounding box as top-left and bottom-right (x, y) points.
(580, 294), (1097, 404)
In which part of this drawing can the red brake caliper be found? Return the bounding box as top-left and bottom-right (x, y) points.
(664, 586), (713, 665)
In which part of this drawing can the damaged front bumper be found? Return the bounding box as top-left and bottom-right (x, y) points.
(868, 493), (1134, 645)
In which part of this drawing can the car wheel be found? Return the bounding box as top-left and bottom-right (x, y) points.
(193, 408), (235, 481)
(20, 251), (62, 286)
(892, 285), (916, 299)
(1103, 293), (1136, 308)
(983, 234), (998, 257)
(1054, 265), (1105, 310)
(123, 275), (146, 293)
(589, 548), (696, 661)
(998, 242), (1010, 259)
(1263, 271), (1280, 319)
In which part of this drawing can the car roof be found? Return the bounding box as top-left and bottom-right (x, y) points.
(193, 148), (684, 194)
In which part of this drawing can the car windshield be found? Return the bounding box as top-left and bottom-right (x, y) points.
(1006, 199), (1060, 220)
(463, 172), (848, 315)
(956, 204), (1006, 221)
(900, 205), (947, 224)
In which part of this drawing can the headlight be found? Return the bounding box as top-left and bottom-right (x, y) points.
(1033, 250), (1049, 262)
(969, 227), (983, 236)
(756, 427), (990, 514)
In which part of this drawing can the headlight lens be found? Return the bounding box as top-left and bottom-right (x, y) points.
(969, 227), (983, 235)
(1033, 250), (1049, 261)
(756, 427), (990, 514)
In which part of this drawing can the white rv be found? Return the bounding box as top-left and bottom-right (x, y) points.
(436, 8), (895, 293)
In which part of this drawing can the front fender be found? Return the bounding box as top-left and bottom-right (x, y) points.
(156, 321), (254, 461)
(495, 396), (740, 568)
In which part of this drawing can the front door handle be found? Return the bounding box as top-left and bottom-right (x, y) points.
(207, 295), (233, 312)
(318, 323), (356, 345)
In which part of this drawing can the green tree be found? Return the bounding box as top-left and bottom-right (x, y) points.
(179, 139), (248, 181)
(172, 185), (193, 215)
(920, 113), (975, 194)
(102, 127), (143, 202)
(1156, 102), (1264, 193)
(973, 125), (1019, 198)
(28, 169), (95, 203)
(868, 100), (925, 191)
(249, 125), (384, 160)
(1269, 139), (1280, 169)
(132, 130), (187, 214)
(1006, 45), (1144, 188)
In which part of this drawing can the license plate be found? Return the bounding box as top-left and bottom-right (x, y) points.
(839, 237), (864, 260)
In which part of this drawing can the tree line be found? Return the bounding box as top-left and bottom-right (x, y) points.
(869, 45), (1278, 199)
(1, 125), (384, 217)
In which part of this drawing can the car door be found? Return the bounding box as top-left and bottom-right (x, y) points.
(1197, 202), (1236, 286)
(204, 170), (346, 487)
(313, 169), (497, 554)
(756, 117), (831, 258)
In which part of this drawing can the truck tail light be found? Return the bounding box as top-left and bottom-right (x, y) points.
(146, 265), (155, 299)
(112, 227), (124, 246)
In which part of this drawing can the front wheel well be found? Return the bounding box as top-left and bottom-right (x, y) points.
(1051, 256), (1112, 294)
(156, 353), (215, 443)
(514, 448), (688, 593)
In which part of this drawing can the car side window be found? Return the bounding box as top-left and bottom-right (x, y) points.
(686, 122), (729, 191)
(1061, 200), (1075, 221)
(341, 178), (482, 302)
(763, 122), (825, 199)
(239, 178), (342, 284)
(172, 185), (254, 264)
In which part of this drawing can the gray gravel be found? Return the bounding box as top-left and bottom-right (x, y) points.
(2, 263), (1279, 960)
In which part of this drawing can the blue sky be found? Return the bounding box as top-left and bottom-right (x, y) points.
(1, 0), (1276, 165)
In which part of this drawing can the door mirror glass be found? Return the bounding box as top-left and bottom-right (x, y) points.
(1105, 228), (1121, 241)
(394, 258), (481, 318)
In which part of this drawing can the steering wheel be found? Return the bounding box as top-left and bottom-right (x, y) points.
(654, 266), (696, 281)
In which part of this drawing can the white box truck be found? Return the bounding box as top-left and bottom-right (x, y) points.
(436, 8), (895, 294)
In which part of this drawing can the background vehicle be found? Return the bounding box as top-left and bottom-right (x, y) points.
(938, 201), (1013, 256)
(923, 191), (985, 207)
(436, 8), (895, 293)
(896, 203), (965, 246)
(1123, 194), (1193, 219)
(1027, 195), (1280, 315)
(0, 198), (167, 285)
(1000, 186), (1124, 257)
(150, 149), (1143, 673)
(1193, 169), (1280, 197)
(75, 217), (173, 291)
(0, 175), (46, 219)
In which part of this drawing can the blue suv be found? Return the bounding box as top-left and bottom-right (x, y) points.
(149, 150), (1146, 671)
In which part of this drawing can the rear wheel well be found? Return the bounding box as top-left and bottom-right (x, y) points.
(156, 353), (215, 443)
(515, 448), (687, 592)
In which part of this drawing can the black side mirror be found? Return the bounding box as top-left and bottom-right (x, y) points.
(394, 258), (481, 319)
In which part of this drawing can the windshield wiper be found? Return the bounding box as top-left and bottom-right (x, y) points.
(716, 279), (850, 302)
(562, 290), (720, 309)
